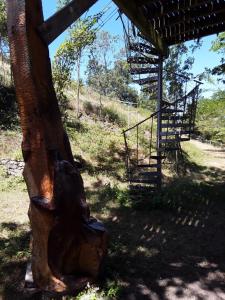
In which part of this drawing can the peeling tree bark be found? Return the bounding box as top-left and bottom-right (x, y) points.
(7, 0), (107, 294)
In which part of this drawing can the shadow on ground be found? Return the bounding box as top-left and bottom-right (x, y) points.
(91, 180), (225, 299)
(1, 157), (225, 299)
(87, 156), (225, 300)
(0, 223), (30, 299)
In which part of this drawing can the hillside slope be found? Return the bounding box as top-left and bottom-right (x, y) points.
(0, 87), (225, 299)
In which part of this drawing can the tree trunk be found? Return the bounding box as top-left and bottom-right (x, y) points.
(76, 51), (81, 117)
(7, 0), (107, 294)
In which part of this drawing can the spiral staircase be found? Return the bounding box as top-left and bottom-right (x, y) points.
(123, 33), (202, 193)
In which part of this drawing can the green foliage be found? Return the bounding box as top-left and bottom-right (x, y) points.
(164, 43), (195, 99)
(0, 0), (8, 53)
(210, 32), (225, 83)
(196, 91), (225, 143)
(53, 16), (100, 117)
(83, 100), (98, 115)
(86, 31), (138, 104)
(211, 32), (225, 53)
(0, 85), (18, 129)
(87, 56), (138, 104)
(101, 106), (126, 127)
(0, 167), (25, 192)
(52, 60), (70, 121)
(83, 100), (127, 127)
(56, 0), (71, 9)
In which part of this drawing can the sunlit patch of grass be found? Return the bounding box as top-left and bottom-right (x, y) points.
(0, 166), (26, 192)
(0, 130), (22, 159)
(181, 141), (207, 165)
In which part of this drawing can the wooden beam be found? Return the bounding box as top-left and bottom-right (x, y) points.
(38, 0), (97, 45)
(112, 0), (169, 56)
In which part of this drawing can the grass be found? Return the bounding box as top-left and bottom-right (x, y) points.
(1, 88), (225, 299)
(196, 97), (225, 144)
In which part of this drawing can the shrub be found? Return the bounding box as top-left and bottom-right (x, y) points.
(101, 106), (126, 127)
(0, 85), (18, 129)
(83, 100), (127, 127)
(83, 100), (99, 115)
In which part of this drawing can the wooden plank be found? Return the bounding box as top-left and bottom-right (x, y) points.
(158, 5), (225, 32)
(112, 0), (168, 56)
(145, 0), (217, 18)
(167, 22), (225, 45)
(38, 0), (97, 45)
(158, 12), (225, 40)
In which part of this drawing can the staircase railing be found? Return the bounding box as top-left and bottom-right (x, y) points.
(123, 80), (202, 182)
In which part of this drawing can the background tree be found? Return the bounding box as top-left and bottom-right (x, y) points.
(87, 31), (119, 96)
(53, 15), (100, 117)
(210, 32), (225, 84)
(0, 0), (8, 56)
(164, 41), (203, 101)
(164, 43), (194, 100)
(87, 33), (138, 105)
(56, 0), (71, 9)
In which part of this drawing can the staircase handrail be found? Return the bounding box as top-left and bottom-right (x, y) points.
(123, 82), (202, 135)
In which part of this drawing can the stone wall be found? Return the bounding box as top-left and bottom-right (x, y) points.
(0, 159), (24, 176)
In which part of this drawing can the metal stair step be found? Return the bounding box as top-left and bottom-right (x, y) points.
(129, 178), (159, 184)
(161, 115), (188, 120)
(159, 139), (180, 143)
(159, 147), (180, 151)
(127, 56), (159, 64)
(129, 185), (157, 192)
(137, 34), (159, 54)
(129, 43), (159, 56)
(161, 123), (192, 128)
(138, 171), (160, 177)
(150, 155), (166, 159)
(133, 76), (158, 85)
(137, 164), (159, 168)
(161, 109), (183, 113)
(130, 67), (159, 75)
(160, 130), (191, 136)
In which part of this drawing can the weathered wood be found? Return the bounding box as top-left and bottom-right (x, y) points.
(120, 0), (225, 48)
(38, 0), (97, 45)
(113, 0), (168, 56)
(167, 23), (225, 45)
(7, 0), (107, 294)
(142, 0), (220, 18)
(158, 7), (225, 32)
(159, 9), (225, 37)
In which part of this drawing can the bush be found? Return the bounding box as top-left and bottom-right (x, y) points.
(83, 100), (127, 127)
(196, 96), (225, 144)
(101, 106), (126, 127)
(0, 85), (18, 129)
(83, 100), (99, 115)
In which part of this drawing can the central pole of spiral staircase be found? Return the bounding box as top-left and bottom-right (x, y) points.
(156, 55), (163, 189)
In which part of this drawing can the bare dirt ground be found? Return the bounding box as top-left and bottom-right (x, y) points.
(190, 139), (225, 171)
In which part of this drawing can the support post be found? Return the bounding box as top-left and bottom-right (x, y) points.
(7, 0), (107, 294)
(38, 0), (97, 45)
(156, 55), (163, 189)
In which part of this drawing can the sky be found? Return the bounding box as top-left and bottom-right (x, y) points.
(42, 0), (224, 97)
